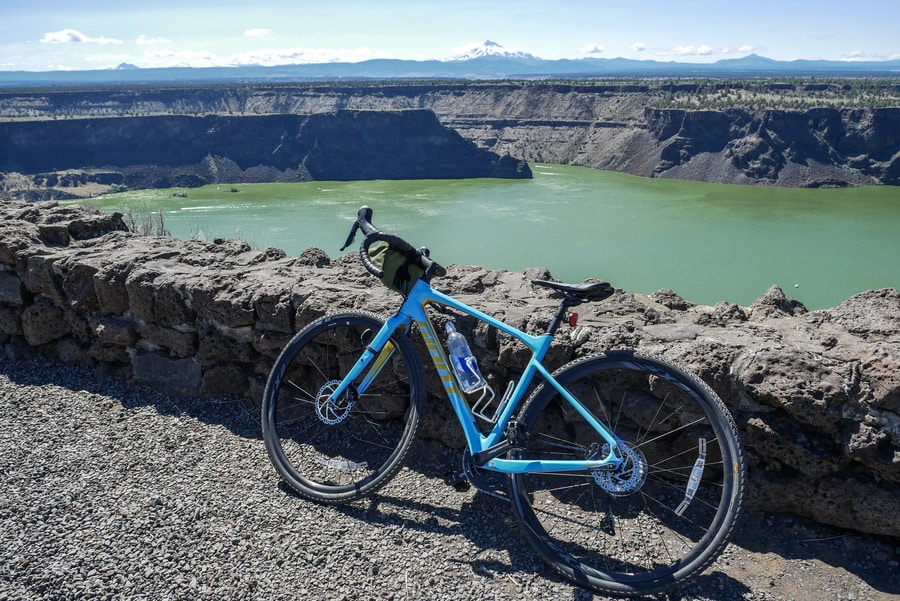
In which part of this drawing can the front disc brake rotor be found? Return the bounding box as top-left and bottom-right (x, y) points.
(315, 380), (356, 425)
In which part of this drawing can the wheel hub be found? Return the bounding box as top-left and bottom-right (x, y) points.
(592, 442), (648, 496)
(315, 380), (356, 425)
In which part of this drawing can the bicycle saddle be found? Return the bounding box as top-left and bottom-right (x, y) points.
(532, 279), (615, 303)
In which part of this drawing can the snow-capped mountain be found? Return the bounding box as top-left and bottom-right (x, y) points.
(5, 49), (900, 87)
(446, 40), (539, 62)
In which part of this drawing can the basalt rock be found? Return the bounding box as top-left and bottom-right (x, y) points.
(0, 109), (530, 198)
(2, 83), (896, 191)
(1, 200), (898, 537)
(644, 107), (900, 186)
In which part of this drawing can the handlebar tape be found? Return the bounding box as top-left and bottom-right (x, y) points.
(347, 205), (445, 279)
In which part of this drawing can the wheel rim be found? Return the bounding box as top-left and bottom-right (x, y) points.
(511, 353), (743, 593)
(266, 315), (420, 498)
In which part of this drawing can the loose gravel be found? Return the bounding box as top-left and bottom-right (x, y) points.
(1, 356), (897, 600)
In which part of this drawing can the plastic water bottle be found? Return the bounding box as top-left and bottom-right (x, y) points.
(445, 322), (487, 394)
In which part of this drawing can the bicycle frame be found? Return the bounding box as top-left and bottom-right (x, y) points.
(329, 278), (625, 474)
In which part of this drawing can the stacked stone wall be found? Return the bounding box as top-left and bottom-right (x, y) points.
(1, 200), (898, 537)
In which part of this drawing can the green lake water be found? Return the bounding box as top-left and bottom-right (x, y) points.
(84, 165), (900, 310)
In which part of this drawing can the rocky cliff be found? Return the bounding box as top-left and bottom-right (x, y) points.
(1, 82), (898, 190)
(643, 107), (900, 187)
(0, 109), (530, 199)
(1, 200), (898, 538)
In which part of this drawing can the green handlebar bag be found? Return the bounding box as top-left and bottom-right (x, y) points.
(367, 241), (425, 296)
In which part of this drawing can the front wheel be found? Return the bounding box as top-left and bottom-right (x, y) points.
(261, 311), (424, 504)
(509, 351), (746, 597)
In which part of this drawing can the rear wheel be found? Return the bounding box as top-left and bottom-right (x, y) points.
(510, 350), (745, 596)
(261, 311), (424, 504)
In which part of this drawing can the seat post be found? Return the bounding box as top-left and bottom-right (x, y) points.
(546, 296), (581, 336)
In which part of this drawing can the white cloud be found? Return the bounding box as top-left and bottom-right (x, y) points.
(228, 46), (386, 66)
(630, 42), (646, 53)
(737, 45), (757, 54)
(671, 44), (714, 56)
(244, 28), (274, 38)
(41, 29), (123, 45)
(840, 50), (897, 62)
(840, 50), (900, 62)
(139, 45), (389, 68)
(581, 43), (604, 54)
(143, 49), (220, 68)
(137, 34), (171, 45)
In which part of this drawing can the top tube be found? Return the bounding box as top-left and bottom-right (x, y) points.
(404, 279), (549, 353)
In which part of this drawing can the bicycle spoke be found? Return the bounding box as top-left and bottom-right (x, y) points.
(261, 312), (423, 504)
(511, 351), (745, 595)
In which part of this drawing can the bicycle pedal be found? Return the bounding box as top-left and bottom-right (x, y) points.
(443, 472), (471, 492)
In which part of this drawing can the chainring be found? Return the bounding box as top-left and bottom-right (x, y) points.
(462, 449), (508, 501)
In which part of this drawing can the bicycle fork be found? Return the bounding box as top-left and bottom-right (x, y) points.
(322, 313), (409, 412)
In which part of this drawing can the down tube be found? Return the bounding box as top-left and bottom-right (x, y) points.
(411, 309), (488, 450)
(405, 283), (552, 453)
(409, 284), (624, 472)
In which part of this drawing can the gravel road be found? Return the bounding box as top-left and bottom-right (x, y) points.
(1, 356), (897, 601)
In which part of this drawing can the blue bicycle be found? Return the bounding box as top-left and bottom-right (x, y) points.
(262, 206), (746, 596)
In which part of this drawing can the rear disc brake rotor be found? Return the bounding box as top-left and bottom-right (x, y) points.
(593, 442), (648, 496)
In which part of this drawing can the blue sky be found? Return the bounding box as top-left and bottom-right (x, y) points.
(2, 0), (898, 71)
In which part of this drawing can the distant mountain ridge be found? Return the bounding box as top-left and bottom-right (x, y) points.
(1, 46), (898, 87)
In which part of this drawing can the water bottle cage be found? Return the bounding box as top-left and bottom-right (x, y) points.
(450, 355), (486, 393)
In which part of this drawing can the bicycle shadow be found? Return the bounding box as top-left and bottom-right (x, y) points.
(5, 357), (894, 600)
(319, 439), (756, 601)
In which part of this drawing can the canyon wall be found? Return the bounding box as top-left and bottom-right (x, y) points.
(0, 108), (529, 199)
(1, 82), (898, 190)
(1, 200), (898, 537)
